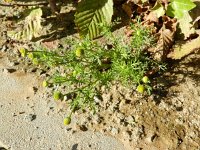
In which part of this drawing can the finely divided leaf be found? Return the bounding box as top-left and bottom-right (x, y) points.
(75, 0), (113, 39)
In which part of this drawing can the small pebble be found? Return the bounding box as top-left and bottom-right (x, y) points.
(9, 61), (19, 67)
(126, 115), (135, 123)
(94, 95), (103, 104)
(76, 125), (88, 131)
(32, 87), (38, 94)
(93, 114), (102, 124)
(3, 68), (16, 73)
(1, 45), (7, 52)
(111, 127), (119, 135)
(122, 131), (132, 140)
(24, 114), (36, 122)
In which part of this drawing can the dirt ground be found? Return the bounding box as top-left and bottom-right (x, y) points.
(1, 41), (200, 150)
(0, 1), (200, 150)
(71, 50), (200, 150)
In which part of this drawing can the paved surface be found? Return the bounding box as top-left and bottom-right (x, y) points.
(0, 53), (127, 150)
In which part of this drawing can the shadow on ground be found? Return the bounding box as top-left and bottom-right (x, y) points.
(71, 144), (78, 150)
(152, 49), (200, 104)
(3, 0), (130, 42)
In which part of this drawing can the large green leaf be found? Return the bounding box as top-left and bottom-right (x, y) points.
(166, 0), (196, 19)
(75, 0), (113, 39)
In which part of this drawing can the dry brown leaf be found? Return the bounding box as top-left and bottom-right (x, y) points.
(190, 0), (200, 20)
(193, 16), (200, 27)
(3, 0), (13, 2)
(167, 31), (200, 59)
(7, 8), (43, 41)
(125, 26), (134, 37)
(122, 2), (133, 18)
(127, 0), (140, 4)
(161, 0), (169, 9)
(144, 1), (165, 23)
(152, 28), (173, 61)
(42, 40), (59, 49)
(144, 11), (158, 22)
(190, 0), (200, 29)
(150, 17), (177, 61)
(137, 4), (149, 14)
(161, 0), (169, 4)
(178, 12), (195, 40)
(161, 28), (173, 48)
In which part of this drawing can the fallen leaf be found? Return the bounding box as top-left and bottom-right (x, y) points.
(161, 0), (169, 4)
(42, 40), (59, 49)
(190, 0), (200, 29)
(167, 31), (200, 59)
(150, 17), (177, 61)
(3, 0), (13, 2)
(153, 28), (174, 61)
(122, 2), (133, 18)
(137, 4), (149, 14)
(7, 8), (43, 41)
(178, 12), (195, 39)
(193, 16), (200, 28)
(151, 1), (165, 18)
(141, 0), (148, 3)
(128, 0), (140, 4)
(145, 1), (165, 22)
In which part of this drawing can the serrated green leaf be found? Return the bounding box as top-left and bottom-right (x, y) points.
(75, 0), (113, 39)
(166, 0), (196, 19)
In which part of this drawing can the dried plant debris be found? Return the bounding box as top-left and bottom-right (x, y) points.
(144, 1), (165, 23)
(168, 32), (200, 59)
(123, 0), (198, 61)
(149, 16), (177, 61)
(7, 8), (43, 41)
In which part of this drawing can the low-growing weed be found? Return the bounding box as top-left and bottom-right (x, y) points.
(20, 22), (166, 124)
